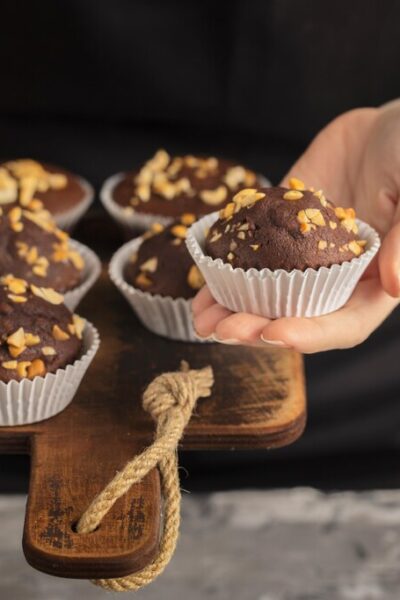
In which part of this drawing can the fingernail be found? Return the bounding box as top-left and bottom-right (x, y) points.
(194, 331), (216, 342)
(260, 335), (291, 348)
(214, 336), (241, 345)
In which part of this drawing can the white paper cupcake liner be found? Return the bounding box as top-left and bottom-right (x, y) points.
(53, 176), (95, 232)
(101, 172), (271, 235)
(186, 213), (381, 319)
(0, 321), (100, 426)
(64, 240), (102, 311)
(109, 238), (206, 342)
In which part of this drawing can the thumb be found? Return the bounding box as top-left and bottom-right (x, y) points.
(379, 217), (400, 298)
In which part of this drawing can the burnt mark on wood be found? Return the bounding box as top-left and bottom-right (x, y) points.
(39, 476), (73, 549)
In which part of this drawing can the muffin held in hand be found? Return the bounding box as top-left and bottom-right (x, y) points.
(186, 178), (380, 319)
(205, 183), (366, 271)
(0, 206), (84, 292)
(0, 275), (84, 383)
(0, 159), (93, 230)
(125, 214), (204, 299)
(111, 149), (260, 219)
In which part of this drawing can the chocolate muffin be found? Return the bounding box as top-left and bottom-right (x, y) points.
(0, 206), (84, 292)
(1, 159), (88, 217)
(205, 181), (366, 271)
(125, 214), (205, 299)
(0, 274), (83, 382)
(113, 149), (260, 218)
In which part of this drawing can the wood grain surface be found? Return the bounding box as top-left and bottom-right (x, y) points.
(0, 212), (307, 579)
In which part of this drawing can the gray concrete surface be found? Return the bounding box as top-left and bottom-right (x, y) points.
(1, 489), (400, 599)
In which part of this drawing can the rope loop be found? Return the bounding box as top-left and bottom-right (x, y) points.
(76, 362), (214, 592)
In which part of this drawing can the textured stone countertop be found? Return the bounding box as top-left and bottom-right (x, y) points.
(1, 488), (400, 599)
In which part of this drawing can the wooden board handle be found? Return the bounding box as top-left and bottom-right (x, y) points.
(22, 434), (161, 579)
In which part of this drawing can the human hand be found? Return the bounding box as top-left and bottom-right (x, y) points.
(193, 104), (400, 352)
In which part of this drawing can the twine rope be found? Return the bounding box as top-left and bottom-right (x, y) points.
(76, 361), (214, 592)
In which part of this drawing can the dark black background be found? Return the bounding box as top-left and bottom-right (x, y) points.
(1, 0), (400, 492)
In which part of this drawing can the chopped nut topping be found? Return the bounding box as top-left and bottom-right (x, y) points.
(219, 202), (236, 220)
(224, 166), (245, 189)
(170, 224), (187, 239)
(52, 324), (70, 341)
(140, 257), (158, 273)
(3, 276), (27, 295)
(2, 360), (17, 369)
(200, 186), (227, 206)
(0, 168), (18, 204)
(42, 346), (56, 356)
(25, 333), (41, 346)
(318, 240), (328, 250)
(288, 177), (305, 191)
(329, 221), (337, 230)
(305, 208), (326, 226)
(180, 213), (196, 226)
(27, 359), (45, 379)
(31, 285), (64, 305)
(135, 272), (152, 288)
(250, 244), (260, 251)
(151, 222), (164, 234)
(348, 240), (363, 256)
(8, 294), (27, 303)
(9, 345), (26, 358)
(9, 206), (22, 224)
(17, 361), (31, 378)
(227, 252), (235, 261)
(237, 231), (246, 240)
(68, 314), (85, 340)
(283, 190), (303, 201)
(7, 327), (25, 348)
(229, 240), (238, 252)
(187, 265), (204, 290)
(232, 188), (265, 211)
(209, 231), (222, 243)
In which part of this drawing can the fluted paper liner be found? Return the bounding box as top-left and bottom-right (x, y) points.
(64, 240), (102, 311)
(186, 212), (381, 319)
(53, 176), (94, 232)
(0, 321), (100, 426)
(101, 172), (271, 235)
(110, 238), (206, 342)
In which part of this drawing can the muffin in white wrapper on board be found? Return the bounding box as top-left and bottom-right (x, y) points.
(100, 149), (271, 235)
(186, 189), (381, 319)
(64, 240), (101, 311)
(0, 321), (100, 426)
(0, 273), (100, 427)
(109, 236), (208, 342)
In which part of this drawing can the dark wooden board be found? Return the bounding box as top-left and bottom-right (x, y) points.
(0, 213), (306, 580)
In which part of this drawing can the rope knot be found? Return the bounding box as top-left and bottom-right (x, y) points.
(142, 362), (214, 427)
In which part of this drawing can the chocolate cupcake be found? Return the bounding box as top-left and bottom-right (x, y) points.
(205, 185), (366, 271)
(0, 206), (101, 310)
(101, 149), (267, 234)
(186, 179), (381, 318)
(110, 215), (207, 342)
(1, 159), (94, 231)
(0, 275), (100, 425)
(125, 215), (204, 300)
(0, 275), (82, 383)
